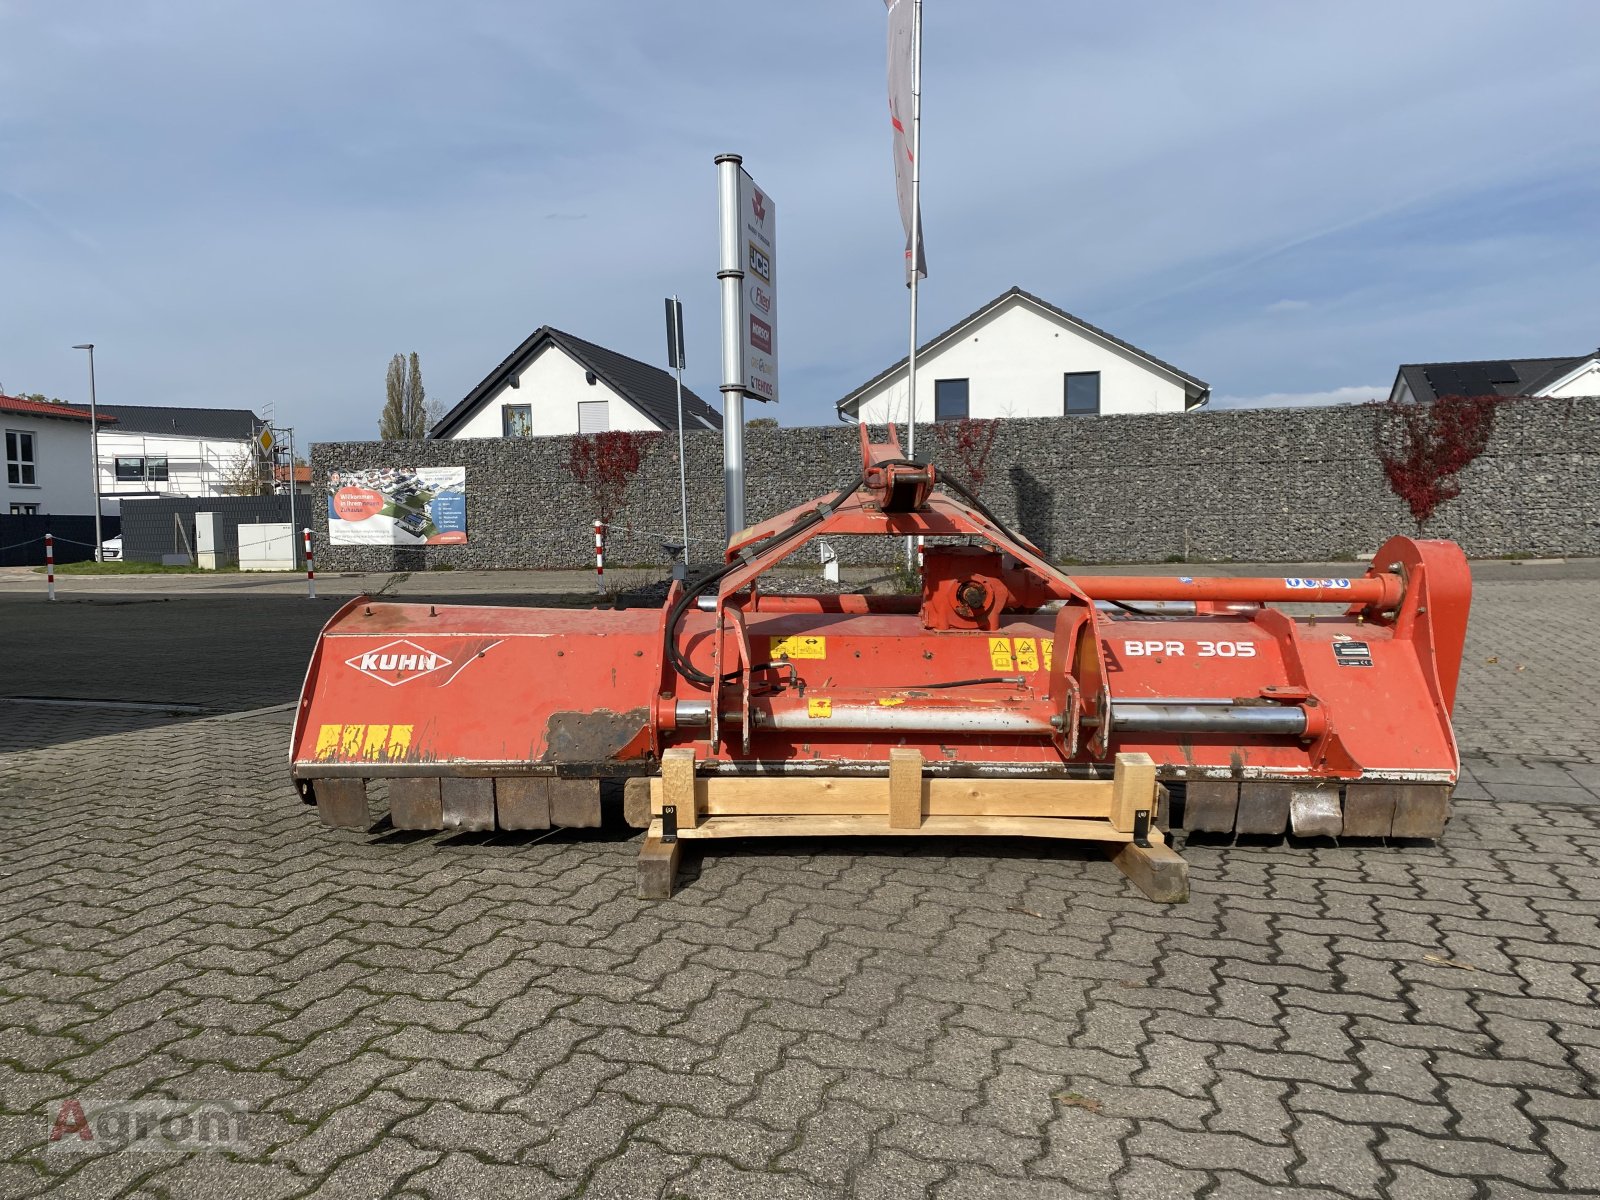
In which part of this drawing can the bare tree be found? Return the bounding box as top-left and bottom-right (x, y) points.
(379, 352), (429, 440)
(221, 450), (273, 496)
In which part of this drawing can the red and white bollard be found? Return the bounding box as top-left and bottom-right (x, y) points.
(303, 527), (317, 599)
(45, 533), (56, 602)
(594, 520), (605, 593)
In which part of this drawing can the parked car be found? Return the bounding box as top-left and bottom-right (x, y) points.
(99, 535), (122, 561)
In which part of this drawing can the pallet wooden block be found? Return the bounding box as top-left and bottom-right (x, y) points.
(637, 750), (1185, 903)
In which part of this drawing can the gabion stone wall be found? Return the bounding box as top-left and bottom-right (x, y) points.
(311, 397), (1599, 571)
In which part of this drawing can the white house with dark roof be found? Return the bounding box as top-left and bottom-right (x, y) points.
(1388, 352), (1600, 406)
(836, 287), (1209, 425)
(2, 393), (115, 516)
(94, 404), (265, 510)
(431, 326), (723, 440)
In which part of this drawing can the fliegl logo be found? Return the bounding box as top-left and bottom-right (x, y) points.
(345, 639), (452, 686)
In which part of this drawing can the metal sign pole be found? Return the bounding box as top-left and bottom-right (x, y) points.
(715, 153), (746, 542)
(285, 426), (299, 561)
(71, 344), (103, 560)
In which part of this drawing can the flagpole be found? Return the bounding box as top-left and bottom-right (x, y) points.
(904, 0), (923, 568)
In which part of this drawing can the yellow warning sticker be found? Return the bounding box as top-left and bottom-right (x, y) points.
(988, 638), (1015, 671)
(1042, 638), (1054, 672)
(1014, 638), (1039, 673)
(340, 724), (366, 758)
(877, 697), (906, 707)
(315, 725), (343, 760)
(313, 724), (416, 762)
(808, 698), (833, 719)
(361, 724), (391, 761)
(385, 724), (413, 759)
(770, 635), (827, 660)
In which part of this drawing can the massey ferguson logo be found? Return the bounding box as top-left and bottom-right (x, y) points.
(751, 187), (767, 223)
(345, 639), (452, 686)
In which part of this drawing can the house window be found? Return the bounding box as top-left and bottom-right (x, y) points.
(1064, 372), (1101, 416)
(10, 503), (38, 515)
(934, 378), (970, 422)
(578, 401), (609, 434)
(115, 456), (171, 482)
(5, 430), (36, 485)
(502, 405), (533, 438)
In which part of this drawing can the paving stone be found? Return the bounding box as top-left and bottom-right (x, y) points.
(763, 1098), (888, 1186)
(932, 1166), (1093, 1198)
(877, 1113), (1041, 1173)
(1381, 1164), (1478, 1200)
(1383, 1129), (1557, 1190)
(1124, 1124), (1295, 1182)
(391, 1100), (546, 1164)
(571, 1139), (693, 1200)
(848, 1146), (950, 1200)
(139, 1156), (312, 1199)
(635, 1106), (791, 1171)
(1287, 1112), (1383, 1196)
(1205, 1071), (1292, 1143)
(662, 1158), (838, 1199)
(408, 1151), (568, 1199)
(1030, 1107), (1134, 1194)
(1106, 1157), (1211, 1199)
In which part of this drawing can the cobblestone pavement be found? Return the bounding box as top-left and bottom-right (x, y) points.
(1, 571), (1598, 1198)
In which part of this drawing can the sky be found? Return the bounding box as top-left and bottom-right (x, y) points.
(3, 1), (1597, 439)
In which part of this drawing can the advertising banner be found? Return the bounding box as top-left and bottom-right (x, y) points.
(327, 467), (467, 546)
(737, 169), (778, 403)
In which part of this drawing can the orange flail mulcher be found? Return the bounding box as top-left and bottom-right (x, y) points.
(292, 427), (1470, 901)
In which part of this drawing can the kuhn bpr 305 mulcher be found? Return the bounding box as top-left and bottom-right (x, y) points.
(292, 427), (1470, 901)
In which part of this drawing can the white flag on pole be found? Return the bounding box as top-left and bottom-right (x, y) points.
(885, 0), (926, 281)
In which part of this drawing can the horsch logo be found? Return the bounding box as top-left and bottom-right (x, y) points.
(345, 639), (452, 686)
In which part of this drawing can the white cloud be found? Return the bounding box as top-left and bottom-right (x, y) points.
(1211, 385), (1385, 410)
(1265, 299), (1311, 313)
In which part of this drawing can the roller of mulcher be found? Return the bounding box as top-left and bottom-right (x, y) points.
(291, 426), (1469, 901)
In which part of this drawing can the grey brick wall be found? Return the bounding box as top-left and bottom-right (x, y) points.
(310, 397), (1600, 570)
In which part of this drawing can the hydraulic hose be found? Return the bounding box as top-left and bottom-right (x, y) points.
(665, 473), (865, 688)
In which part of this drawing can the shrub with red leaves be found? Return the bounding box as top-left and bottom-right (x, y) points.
(1373, 393), (1505, 533)
(931, 417), (1001, 499)
(567, 430), (659, 525)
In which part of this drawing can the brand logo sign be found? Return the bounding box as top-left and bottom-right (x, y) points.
(748, 282), (772, 314)
(751, 187), (767, 224)
(345, 639), (453, 686)
(749, 315), (773, 354)
(747, 241), (771, 283)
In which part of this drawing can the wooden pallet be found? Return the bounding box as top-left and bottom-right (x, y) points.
(637, 748), (1186, 903)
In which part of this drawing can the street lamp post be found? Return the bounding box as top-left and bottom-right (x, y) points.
(71, 343), (102, 561)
